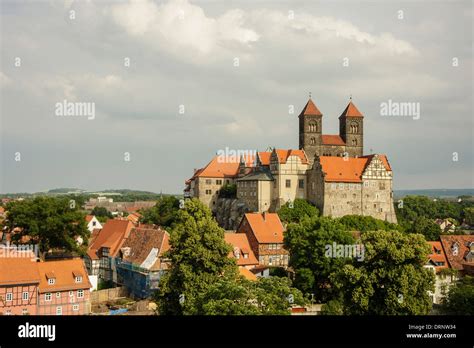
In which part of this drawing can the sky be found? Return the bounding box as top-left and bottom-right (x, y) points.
(0, 0), (472, 194)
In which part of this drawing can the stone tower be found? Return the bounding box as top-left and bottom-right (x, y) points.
(298, 98), (323, 164)
(339, 100), (364, 157)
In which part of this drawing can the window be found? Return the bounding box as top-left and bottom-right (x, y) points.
(351, 139), (357, 146)
(364, 181), (369, 187)
(22, 309), (28, 315)
(73, 304), (79, 311)
(22, 292), (29, 301)
(285, 179), (291, 188)
(69, 291), (74, 297)
(6, 293), (13, 302)
(56, 292), (61, 298)
(298, 179), (304, 189)
(310, 137), (316, 145)
(48, 278), (55, 285)
(56, 306), (62, 316)
(216, 179), (222, 185)
(205, 179), (212, 185)
(77, 290), (84, 298)
(5, 310), (11, 315)
(45, 293), (52, 301)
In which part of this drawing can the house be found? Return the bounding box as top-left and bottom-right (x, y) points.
(126, 212), (142, 224)
(307, 154), (397, 223)
(115, 226), (170, 298)
(85, 215), (103, 233)
(435, 219), (456, 233)
(236, 212), (288, 267)
(440, 235), (474, 275)
(224, 233), (259, 271)
(36, 259), (92, 315)
(0, 254), (40, 315)
(425, 241), (455, 305)
(85, 219), (134, 283)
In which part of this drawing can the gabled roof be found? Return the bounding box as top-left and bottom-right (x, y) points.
(426, 241), (449, 273)
(440, 235), (474, 273)
(274, 149), (309, 165)
(299, 98), (322, 116)
(318, 154), (391, 183)
(322, 135), (345, 146)
(0, 255), (40, 286)
(224, 233), (259, 266)
(239, 213), (285, 244)
(257, 152), (272, 166)
(239, 267), (257, 281)
(87, 219), (134, 259)
(119, 226), (170, 271)
(37, 259), (91, 293)
(339, 101), (363, 118)
(195, 156), (242, 178)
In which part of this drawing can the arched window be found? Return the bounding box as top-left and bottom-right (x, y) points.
(309, 123), (318, 132)
(352, 139), (357, 146)
(350, 122), (359, 134)
(310, 137), (316, 145)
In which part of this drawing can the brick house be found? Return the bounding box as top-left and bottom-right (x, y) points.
(0, 256), (40, 315)
(236, 212), (288, 267)
(37, 259), (92, 315)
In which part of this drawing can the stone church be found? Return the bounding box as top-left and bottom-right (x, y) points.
(185, 96), (397, 223)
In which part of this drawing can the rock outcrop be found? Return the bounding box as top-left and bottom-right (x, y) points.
(214, 198), (249, 230)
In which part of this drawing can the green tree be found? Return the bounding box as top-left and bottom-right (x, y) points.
(277, 199), (319, 224)
(90, 206), (113, 223)
(140, 196), (180, 227)
(156, 199), (237, 315)
(463, 207), (474, 226)
(218, 184), (237, 198)
(440, 276), (474, 315)
(284, 216), (354, 301)
(337, 215), (402, 232)
(5, 197), (89, 254)
(407, 216), (441, 240)
(331, 230), (434, 315)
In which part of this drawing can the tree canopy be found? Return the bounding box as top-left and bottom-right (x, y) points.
(440, 276), (474, 315)
(277, 199), (319, 224)
(140, 196), (181, 227)
(5, 197), (89, 254)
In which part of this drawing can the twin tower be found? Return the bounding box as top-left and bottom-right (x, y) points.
(298, 97), (364, 162)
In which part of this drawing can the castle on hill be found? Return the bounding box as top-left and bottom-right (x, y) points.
(184, 97), (397, 224)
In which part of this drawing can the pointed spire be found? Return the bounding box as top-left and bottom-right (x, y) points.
(339, 99), (363, 118)
(300, 97), (322, 116)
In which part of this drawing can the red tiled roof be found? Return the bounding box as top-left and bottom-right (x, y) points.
(426, 241), (449, 272)
(87, 219), (133, 259)
(440, 235), (474, 273)
(274, 149), (309, 165)
(300, 98), (322, 116)
(340, 101), (363, 117)
(37, 259), (91, 293)
(241, 213), (285, 244)
(319, 154), (391, 183)
(224, 233), (259, 266)
(239, 268), (257, 281)
(0, 256), (40, 286)
(322, 135), (345, 146)
(257, 152), (272, 166)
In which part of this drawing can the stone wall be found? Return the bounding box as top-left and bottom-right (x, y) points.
(214, 198), (250, 230)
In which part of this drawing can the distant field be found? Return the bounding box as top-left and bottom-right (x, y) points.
(394, 189), (474, 199)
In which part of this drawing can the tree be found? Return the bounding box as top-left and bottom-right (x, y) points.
(337, 215), (402, 232)
(440, 276), (474, 315)
(407, 216), (441, 240)
(156, 199), (238, 315)
(284, 216), (355, 301)
(218, 184), (237, 198)
(90, 206), (113, 222)
(140, 196), (180, 227)
(463, 207), (474, 226)
(5, 197), (89, 254)
(277, 199), (319, 224)
(331, 230), (434, 315)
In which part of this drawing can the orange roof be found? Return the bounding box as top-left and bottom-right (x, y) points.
(322, 135), (345, 146)
(0, 256), (40, 286)
(427, 241), (449, 272)
(241, 213), (285, 244)
(196, 156), (241, 178)
(319, 154), (391, 183)
(37, 259), (91, 293)
(85, 215), (94, 223)
(340, 101), (363, 118)
(224, 233), (259, 266)
(257, 152), (272, 166)
(440, 235), (474, 273)
(274, 149), (309, 164)
(87, 219), (133, 259)
(239, 267), (257, 281)
(299, 98), (322, 116)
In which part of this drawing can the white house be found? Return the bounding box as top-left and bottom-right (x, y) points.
(85, 215), (103, 233)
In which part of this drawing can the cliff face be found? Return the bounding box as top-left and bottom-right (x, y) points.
(214, 198), (249, 230)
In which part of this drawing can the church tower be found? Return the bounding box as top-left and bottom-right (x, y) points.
(298, 97), (323, 164)
(339, 99), (364, 157)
